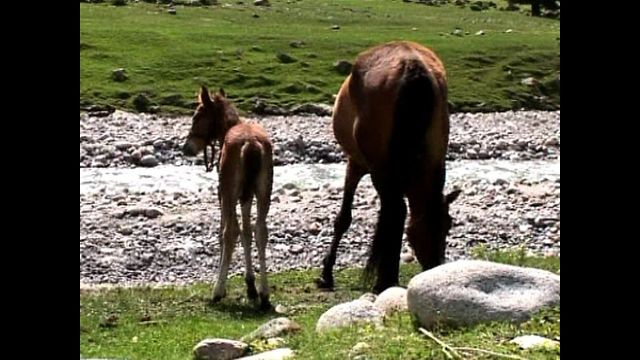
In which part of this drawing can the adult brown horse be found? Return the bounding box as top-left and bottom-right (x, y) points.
(316, 41), (461, 294)
(182, 86), (274, 309)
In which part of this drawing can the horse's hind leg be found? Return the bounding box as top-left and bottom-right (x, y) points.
(317, 160), (367, 289)
(240, 199), (258, 302)
(368, 173), (407, 294)
(212, 198), (239, 303)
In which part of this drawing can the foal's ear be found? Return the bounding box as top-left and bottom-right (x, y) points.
(199, 85), (213, 105)
(219, 88), (226, 98)
(445, 189), (462, 204)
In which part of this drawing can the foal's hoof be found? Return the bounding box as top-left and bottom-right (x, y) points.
(315, 277), (334, 291)
(210, 295), (224, 304)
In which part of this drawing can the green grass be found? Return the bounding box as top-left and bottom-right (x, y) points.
(79, 0), (560, 114)
(80, 249), (560, 359)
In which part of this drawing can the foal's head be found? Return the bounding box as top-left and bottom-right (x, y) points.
(408, 189), (462, 270)
(182, 85), (235, 157)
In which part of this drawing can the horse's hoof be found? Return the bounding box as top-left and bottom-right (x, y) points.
(211, 294), (224, 304)
(373, 282), (398, 295)
(259, 295), (272, 311)
(247, 287), (259, 301)
(315, 277), (334, 291)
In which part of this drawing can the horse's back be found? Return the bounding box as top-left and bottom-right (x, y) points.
(333, 41), (450, 171)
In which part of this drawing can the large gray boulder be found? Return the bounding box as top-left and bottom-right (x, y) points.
(407, 260), (560, 329)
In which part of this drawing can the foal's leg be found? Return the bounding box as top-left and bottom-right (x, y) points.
(240, 199), (259, 302)
(254, 168), (273, 310)
(368, 173), (407, 294)
(212, 198), (240, 302)
(316, 160), (367, 289)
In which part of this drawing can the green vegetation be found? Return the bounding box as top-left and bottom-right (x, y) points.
(80, 0), (560, 114)
(80, 249), (560, 359)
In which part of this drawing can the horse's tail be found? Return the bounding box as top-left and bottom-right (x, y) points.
(363, 58), (436, 290)
(389, 58), (435, 182)
(239, 141), (263, 204)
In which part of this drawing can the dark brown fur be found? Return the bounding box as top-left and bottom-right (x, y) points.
(316, 41), (461, 293)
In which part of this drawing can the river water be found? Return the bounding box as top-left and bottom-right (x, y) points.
(80, 160), (560, 195)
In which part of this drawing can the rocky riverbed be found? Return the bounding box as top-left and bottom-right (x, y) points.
(80, 110), (560, 168)
(79, 110), (560, 286)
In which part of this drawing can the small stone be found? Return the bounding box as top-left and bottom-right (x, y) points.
(144, 208), (163, 219)
(242, 317), (301, 342)
(111, 68), (128, 82)
(307, 222), (321, 235)
(333, 60), (352, 75)
(288, 190), (300, 197)
(168, 8), (176, 15)
(254, 0), (270, 6)
(276, 52), (296, 64)
(282, 183), (297, 190)
(359, 293), (377, 303)
(475, 30), (485, 35)
(493, 178), (508, 186)
(544, 137), (559, 146)
(289, 244), (304, 255)
(505, 29), (513, 33)
(331, 25), (340, 30)
(130, 150), (143, 163)
(114, 141), (134, 151)
(349, 342), (370, 357)
(133, 94), (152, 112)
(316, 299), (384, 332)
(236, 348), (294, 360)
(401, 253), (415, 263)
(140, 155), (159, 167)
(99, 313), (119, 328)
(193, 338), (249, 360)
(275, 304), (289, 314)
(289, 40), (304, 48)
(118, 227), (133, 235)
(152, 139), (165, 149)
(510, 335), (559, 350)
(373, 287), (408, 315)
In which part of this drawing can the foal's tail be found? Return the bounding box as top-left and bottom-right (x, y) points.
(239, 141), (264, 203)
